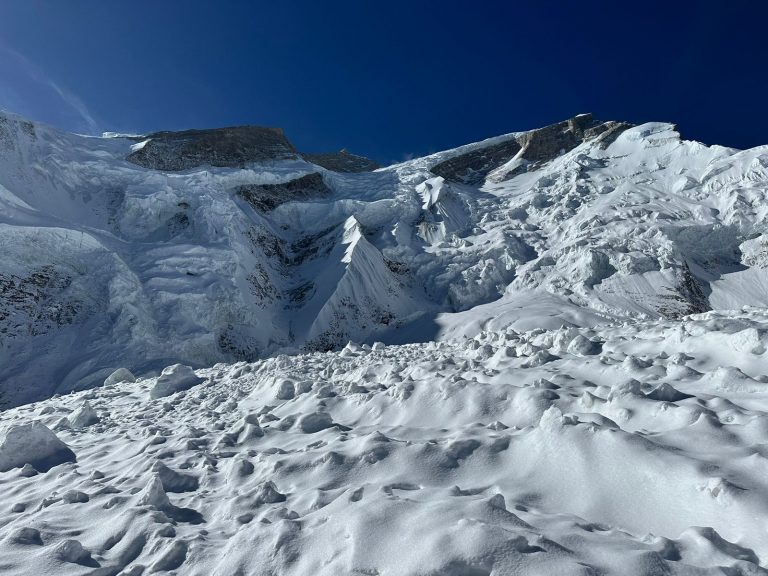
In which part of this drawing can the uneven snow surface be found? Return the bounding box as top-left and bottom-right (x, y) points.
(2, 311), (768, 574)
(4, 111), (768, 573)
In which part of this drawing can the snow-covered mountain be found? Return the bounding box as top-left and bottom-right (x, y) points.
(2, 110), (768, 408)
(4, 111), (768, 575)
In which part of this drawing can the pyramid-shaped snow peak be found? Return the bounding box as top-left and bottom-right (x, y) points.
(306, 216), (426, 350)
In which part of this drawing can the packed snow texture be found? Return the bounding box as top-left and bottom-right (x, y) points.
(3, 111), (768, 407)
(2, 311), (768, 574)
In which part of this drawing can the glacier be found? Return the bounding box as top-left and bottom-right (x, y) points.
(2, 111), (768, 408)
(3, 110), (768, 573)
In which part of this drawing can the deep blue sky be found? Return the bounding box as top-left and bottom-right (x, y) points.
(0, 0), (766, 164)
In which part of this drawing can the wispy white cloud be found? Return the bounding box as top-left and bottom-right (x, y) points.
(46, 79), (99, 134)
(0, 44), (99, 134)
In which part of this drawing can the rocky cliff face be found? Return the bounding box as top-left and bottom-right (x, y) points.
(235, 172), (332, 212)
(430, 114), (631, 184)
(126, 126), (381, 173)
(126, 126), (298, 170)
(301, 150), (380, 172)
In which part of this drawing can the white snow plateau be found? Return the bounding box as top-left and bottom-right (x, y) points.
(2, 110), (768, 574)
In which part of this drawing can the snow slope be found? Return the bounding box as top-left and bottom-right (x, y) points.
(4, 111), (768, 574)
(3, 110), (768, 411)
(2, 311), (768, 574)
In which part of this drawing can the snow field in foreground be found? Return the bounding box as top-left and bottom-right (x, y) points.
(1, 310), (768, 574)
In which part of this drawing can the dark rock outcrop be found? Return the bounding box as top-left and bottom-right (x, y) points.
(430, 138), (523, 185)
(674, 261), (711, 315)
(127, 126), (297, 171)
(658, 261), (711, 318)
(235, 172), (332, 212)
(302, 149), (379, 172)
(125, 124), (379, 174)
(430, 114), (632, 184)
(0, 266), (84, 340)
(587, 121), (634, 149)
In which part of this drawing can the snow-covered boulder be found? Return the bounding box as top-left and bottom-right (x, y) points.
(150, 364), (204, 399)
(275, 379), (295, 400)
(253, 481), (286, 505)
(54, 539), (94, 565)
(62, 490), (89, 503)
(104, 367), (136, 386)
(7, 527), (43, 545)
(566, 335), (603, 356)
(730, 328), (767, 355)
(0, 422), (76, 472)
(152, 461), (199, 493)
(232, 414), (264, 443)
(69, 401), (99, 428)
(298, 411), (335, 433)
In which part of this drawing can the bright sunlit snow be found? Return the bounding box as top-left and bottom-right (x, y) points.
(2, 312), (768, 574)
(2, 111), (768, 574)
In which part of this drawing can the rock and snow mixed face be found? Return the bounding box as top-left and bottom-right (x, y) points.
(2, 311), (768, 574)
(3, 111), (768, 406)
(4, 109), (768, 573)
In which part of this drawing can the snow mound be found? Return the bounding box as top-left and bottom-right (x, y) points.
(68, 401), (99, 428)
(298, 411), (335, 433)
(0, 422), (75, 472)
(150, 364), (204, 399)
(137, 475), (172, 509)
(54, 539), (95, 566)
(104, 367), (136, 386)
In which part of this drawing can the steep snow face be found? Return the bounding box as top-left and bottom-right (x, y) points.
(304, 216), (426, 350)
(2, 111), (768, 405)
(2, 311), (768, 574)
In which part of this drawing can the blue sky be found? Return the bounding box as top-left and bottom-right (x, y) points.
(0, 0), (766, 164)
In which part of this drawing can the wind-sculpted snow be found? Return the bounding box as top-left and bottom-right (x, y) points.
(4, 110), (768, 406)
(2, 311), (768, 573)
